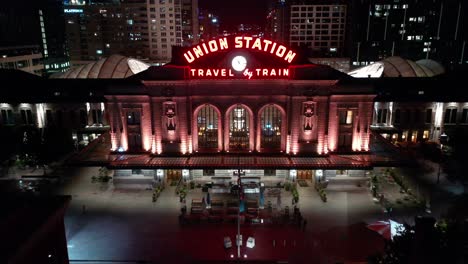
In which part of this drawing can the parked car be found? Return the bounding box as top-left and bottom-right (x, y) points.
(224, 236), (232, 249)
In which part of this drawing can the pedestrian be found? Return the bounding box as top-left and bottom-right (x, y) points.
(82, 204), (86, 214)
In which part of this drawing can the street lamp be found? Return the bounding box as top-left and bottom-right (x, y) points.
(233, 165), (245, 259)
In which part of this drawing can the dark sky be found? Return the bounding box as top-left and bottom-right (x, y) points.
(199, 0), (271, 31)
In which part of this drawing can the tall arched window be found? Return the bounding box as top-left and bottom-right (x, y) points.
(261, 105), (282, 149)
(229, 105), (250, 150)
(197, 105), (218, 149)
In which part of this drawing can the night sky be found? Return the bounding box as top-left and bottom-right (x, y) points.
(199, 0), (271, 31)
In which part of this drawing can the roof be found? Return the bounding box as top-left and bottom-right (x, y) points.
(348, 57), (445, 78)
(52, 55), (150, 79)
(94, 153), (401, 169)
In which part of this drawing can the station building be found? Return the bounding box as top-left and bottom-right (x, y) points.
(2, 36), (465, 187)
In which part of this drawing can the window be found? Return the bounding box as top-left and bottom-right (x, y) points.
(20, 109), (33, 125)
(339, 110), (353, 125)
(425, 109), (432, 123)
(460, 108), (468, 123)
(377, 109), (388, 124)
(127, 111), (141, 125)
(260, 105), (282, 149)
(413, 110), (420, 124)
(197, 105), (218, 149)
(80, 109), (87, 126)
(203, 169), (215, 176)
(423, 130), (430, 139)
(394, 109), (401, 124)
(132, 169), (142, 175)
(405, 110), (411, 124)
(264, 169), (276, 176)
(56, 110), (63, 127)
(46, 109), (53, 126)
(444, 108), (457, 124)
(92, 109), (103, 124)
(1, 109), (14, 125)
(229, 105), (250, 150)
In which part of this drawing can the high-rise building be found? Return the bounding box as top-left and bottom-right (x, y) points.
(266, 0), (348, 57)
(181, 0), (199, 46)
(198, 9), (220, 41)
(65, 0), (150, 64)
(65, 0), (199, 64)
(0, 0), (70, 76)
(0, 46), (45, 76)
(349, 0), (467, 69)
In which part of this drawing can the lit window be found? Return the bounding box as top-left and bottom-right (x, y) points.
(96, 50), (103, 54)
(346, 110), (353, 124)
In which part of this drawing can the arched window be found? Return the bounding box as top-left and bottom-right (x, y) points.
(261, 105), (282, 149)
(197, 105), (218, 149)
(229, 105), (249, 150)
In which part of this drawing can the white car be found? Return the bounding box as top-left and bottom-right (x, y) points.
(236, 234), (243, 246)
(224, 236), (232, 249)
(246, 237), (255, 248)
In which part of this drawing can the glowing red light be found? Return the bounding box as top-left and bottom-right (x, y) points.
(183, 36), (296, 64)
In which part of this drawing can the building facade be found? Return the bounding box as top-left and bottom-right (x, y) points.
(349, 0), (467, 69)
(0, 0), (70, 76)
(3, 37), (466, 186)
(266, 0), (348, 57)
(0, 46), (45, 76)
(64, 0), (199, 64)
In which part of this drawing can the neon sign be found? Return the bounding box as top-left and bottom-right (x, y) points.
(64, 8), (83, 13)
(189, 68), (289, 79)
(183, 36), (296, 64)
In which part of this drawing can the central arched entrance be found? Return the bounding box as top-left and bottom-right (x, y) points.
(196, 104), (219, 149)
(227, 104), (251, 151)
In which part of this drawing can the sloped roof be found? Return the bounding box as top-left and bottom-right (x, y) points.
(348, 57), (445, 78)
(52, 55), (150, 79)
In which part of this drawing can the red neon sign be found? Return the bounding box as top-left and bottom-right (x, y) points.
(183, 36), (296, 64)
(189, 68), (289, 79)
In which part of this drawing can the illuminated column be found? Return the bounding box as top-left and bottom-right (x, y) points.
(141, 103), (152, 152)
(178, 99), (188, 154)
(290, 98), (301, 154)
(361, 101), (374, 151)
(118, 103), (128, 151)
(224, 110), (230, 152)
(316, 98), (327, 155)
(35, 103), (46, 128)
(327, 102), (338, 152)
(154, 99), (163, 154)
(433, 102), (444, 141)
(256, 109), (261, 152)
(352, 113), (361, 151)
(100, 102), (106, 125)
(249, 107), (255, 152)
(218, 110), (223, 152)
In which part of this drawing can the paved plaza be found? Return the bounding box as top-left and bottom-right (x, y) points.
(3, 157), (462, 263)
(46, 166), (394, 263)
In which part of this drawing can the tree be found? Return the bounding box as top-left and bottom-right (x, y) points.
(370, 216), (467, 264)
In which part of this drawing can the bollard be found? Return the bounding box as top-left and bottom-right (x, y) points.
(273, 239), (276, 247)
(283, 239), (286, 247)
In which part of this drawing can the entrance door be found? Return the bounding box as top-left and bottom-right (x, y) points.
(297, 170), (313, 180)
(167, 169), (182, 181)
(338, 133), (352, 149)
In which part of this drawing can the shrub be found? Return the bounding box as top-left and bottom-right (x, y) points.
(284, 182), (291, 192)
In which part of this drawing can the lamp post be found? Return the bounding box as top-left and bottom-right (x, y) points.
(233, 159), (245, 260)
(437, 143), (443, 184)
